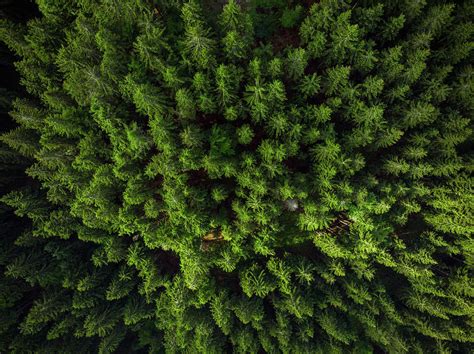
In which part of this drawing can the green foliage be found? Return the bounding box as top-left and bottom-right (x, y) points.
(0, 0), (473, 353)
(281, 5), (304, 29)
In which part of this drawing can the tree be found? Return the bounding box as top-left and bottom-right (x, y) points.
(0, 0), (473, 352)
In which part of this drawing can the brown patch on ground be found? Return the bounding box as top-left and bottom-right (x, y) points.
(201, 228), (225, 251)
(270, 27), (301, 53)
(202, 229), (224, 241)
(317, 213), (353, 236)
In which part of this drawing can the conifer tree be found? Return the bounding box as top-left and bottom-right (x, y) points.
(0, 0), (473, 352)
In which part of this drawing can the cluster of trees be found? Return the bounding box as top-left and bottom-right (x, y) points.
(0, 0), (472, 352)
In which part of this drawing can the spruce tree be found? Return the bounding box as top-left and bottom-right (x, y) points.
(0, 0), (473, 352)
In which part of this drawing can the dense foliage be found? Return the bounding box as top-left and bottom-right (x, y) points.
(0, 0), (473, 352)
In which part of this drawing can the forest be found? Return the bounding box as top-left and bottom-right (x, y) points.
(0, 0), (473, 352)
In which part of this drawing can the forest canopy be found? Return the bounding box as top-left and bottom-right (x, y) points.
(0, 0), (473, 352)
